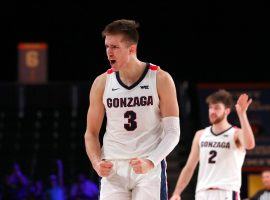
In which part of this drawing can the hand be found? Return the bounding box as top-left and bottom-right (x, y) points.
(129, 158), (154, 174)
(235, 93), (252, 116)
(94, 160), (113, 177)
(170, 194), (181, 200)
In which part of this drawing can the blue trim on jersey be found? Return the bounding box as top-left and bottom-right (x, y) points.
(160, 159), (168, 200)
(232, 191), (237, 200)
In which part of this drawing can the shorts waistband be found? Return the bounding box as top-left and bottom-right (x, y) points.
(207, 187), (220, 190)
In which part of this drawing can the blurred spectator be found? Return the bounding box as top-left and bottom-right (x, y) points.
(250, 170), (270, 200)
(45, 160), (66, 200)
(5, 162), (29, 200)
(70, 173), (98, 200)
(28, 179), (45, 200)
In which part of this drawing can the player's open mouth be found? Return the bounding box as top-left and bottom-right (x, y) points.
(110, 60), (116, 65)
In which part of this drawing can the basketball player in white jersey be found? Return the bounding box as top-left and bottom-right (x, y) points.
(84, 19), (180, 200)
(170, 89), (255, 200)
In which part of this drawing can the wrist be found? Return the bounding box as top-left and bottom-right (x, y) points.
(173, 187), (183, 195)
(173, 190), (181, 197)
(238, 112), (248, 120)
(237, 109), (247, 116)
(92, 159), (102, 169)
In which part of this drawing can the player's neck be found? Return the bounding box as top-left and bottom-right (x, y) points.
(212, 120), (231, 133)
(118, 59), (146, 86)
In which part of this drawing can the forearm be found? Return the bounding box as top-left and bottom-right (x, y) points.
(173, 166), (195, 196)
(84, 131), (102, 168)
(147, 117), (180, 166)
(238, 113), (255, 149)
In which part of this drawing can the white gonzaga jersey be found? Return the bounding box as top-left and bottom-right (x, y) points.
(196, 126), (246, 193)
(101, 63), (164, 160)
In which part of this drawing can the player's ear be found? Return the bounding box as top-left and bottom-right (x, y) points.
(129, 44), (137, 54)
(225, 107), (231, 115)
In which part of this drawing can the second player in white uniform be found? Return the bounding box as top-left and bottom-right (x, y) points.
(170, 90), (255, 200)
(196, 126), (245, 199)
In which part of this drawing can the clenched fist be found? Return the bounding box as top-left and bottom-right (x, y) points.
(129, 158), (154, 174)
(94, 160), (113, 177)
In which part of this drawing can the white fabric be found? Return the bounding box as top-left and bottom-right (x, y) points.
(102, 64), (163, 160)
(147, 117), (180, 166)
(99, 160), (162, 200)
(196, 126), (246, 193)
(196, 189), (240, 200)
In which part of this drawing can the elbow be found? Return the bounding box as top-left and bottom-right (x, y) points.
(165, 128), (180, 148)
(175, 132), (180, 143)
(84, 129), (99, 142)
(172, 132), (180, 147)
(246, 142), (255, 150)
(84, 130), (93, 142)
(173, 125), (181, 144)
(245, 139), (256, 150)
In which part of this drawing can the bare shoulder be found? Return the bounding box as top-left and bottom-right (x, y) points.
(190, 129), (205, 150)
(88, 72), (107, 102)
(91, 72), (107, 92)
(194, 129), (205, 140)
(156, 68), (174, 83)
(156, 68), (175, 93)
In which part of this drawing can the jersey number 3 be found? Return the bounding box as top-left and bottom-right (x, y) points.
(124, 111), (137, 131)
(208, 150), (217, 164)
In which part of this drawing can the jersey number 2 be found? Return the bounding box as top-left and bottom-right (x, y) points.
(124, 111), (137, 131)
(208, 150), (217, 164)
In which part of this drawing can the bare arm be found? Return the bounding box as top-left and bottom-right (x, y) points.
(170, 131), (202, 200)
(157, 69), (179, 118)
(84, 73), (113, 177)
(235, 93), (255, 150)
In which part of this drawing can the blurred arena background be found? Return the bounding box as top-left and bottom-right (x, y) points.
(0, 1), (269, 199)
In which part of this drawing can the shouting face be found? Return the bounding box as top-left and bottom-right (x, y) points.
(105, 34), (136, 71)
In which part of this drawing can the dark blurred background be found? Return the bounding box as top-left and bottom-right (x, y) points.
(0, 1), (269, 200)
(1, 1), (270, 82)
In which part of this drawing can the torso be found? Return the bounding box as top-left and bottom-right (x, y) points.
(101, 63), (164, 160)
(196, 126), (246, 192)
